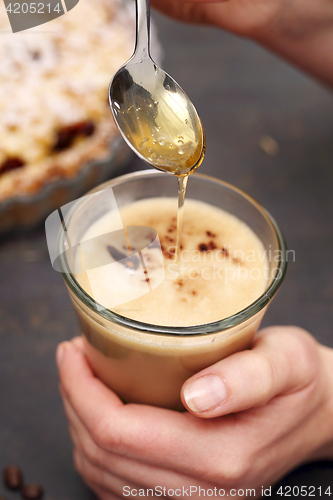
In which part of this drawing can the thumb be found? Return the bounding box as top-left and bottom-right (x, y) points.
(181, 326), (319, 418)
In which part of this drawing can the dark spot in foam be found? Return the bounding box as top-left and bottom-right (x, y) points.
(31, 50), (41, 60)
(166, 247), (175, 259)
(199, 241), (217, 251)
(199, 243), (208, 252)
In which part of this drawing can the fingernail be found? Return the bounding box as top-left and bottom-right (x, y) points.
(56, 343), (66, 367)
(184, 374), (227, 413)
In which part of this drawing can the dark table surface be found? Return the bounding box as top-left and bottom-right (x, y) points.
(1, 9), (333, 500)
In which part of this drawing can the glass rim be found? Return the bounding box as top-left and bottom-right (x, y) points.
(59, 169), (288, 336)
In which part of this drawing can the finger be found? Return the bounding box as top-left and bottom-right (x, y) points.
(71, 336), (85, 350)
(151, 0), (227, 25)
(74, 448), (198, 500)
(56, 340), (191, 463)
(56, 337), (124, 414)
(181, 326), (319, 417)
(74, 448), (153, 500)
(56, 338), (272, 478)
(62, 389), (214, 494)
(75, 450), (123, 500)
(91, 485), (122, 500)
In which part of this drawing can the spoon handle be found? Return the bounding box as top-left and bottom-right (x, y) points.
(134, 0), (151, 58)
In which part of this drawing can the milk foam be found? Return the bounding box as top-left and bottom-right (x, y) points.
(75, 198), (269, 326)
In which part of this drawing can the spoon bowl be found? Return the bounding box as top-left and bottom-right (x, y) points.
(109, 0), (205, 176)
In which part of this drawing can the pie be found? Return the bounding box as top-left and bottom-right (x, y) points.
(0, 0), (135, 202)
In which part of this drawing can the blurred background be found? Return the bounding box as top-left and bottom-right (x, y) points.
(1, 5), (333, 500)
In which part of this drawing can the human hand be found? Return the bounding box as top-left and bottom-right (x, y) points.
(151, 0), (329, 39)
(151, 0), (282, 39)
(150, 0), (333, 86)
(56, 327), (333, 500)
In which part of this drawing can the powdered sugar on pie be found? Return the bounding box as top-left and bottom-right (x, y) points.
(0, 0), (136, 200)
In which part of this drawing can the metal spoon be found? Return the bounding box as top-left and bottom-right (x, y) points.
(109, 0), (205, 176)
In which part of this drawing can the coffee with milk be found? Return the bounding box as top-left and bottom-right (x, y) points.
(71, 195), (269, 409)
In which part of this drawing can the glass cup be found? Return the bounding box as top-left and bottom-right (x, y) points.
(57, 170), (287, 410)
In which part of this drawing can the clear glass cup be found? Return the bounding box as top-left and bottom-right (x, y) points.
(58, 170), (287, 410)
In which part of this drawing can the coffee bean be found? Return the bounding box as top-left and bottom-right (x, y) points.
(21, 484), (44, 500)
(3, 465), (23, 490)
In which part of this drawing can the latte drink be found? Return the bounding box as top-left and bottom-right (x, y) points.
(76, 198), (268, 326)
(60, 171), (286, 409)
